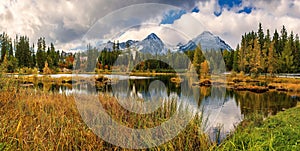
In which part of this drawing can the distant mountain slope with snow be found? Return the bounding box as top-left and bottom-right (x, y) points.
(178, 31), (232, 51)
(97, 31), (232, 54)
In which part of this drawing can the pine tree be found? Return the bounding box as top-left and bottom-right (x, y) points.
(294, 34), (300, 72)
(31, 43), (36, 68)
(36, 37), (46, 71)
(15, 36), (31, 68)
(86, 44), (98, 72)
(257, 23), (265, 52)
(193, 44), (205, 74)
(249, 38), (262, 76)
(280, 40), (294, 73)
(238, 35), (248, 72)
(267, 41), (278, 75)
(233, 44), (239, 72)
(261, 30), (271, 73)
(222, 49), (233, 71)
(75, 52), (81, 70)
(0, 33), (8, 63)
(279, 25), (288, 54)
(273, 29), (280, 54)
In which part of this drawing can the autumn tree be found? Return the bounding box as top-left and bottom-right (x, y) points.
(200, 60), (209, 78)
(238, 35), (248, 72)
(267, 41), (278, 75)
(192, 44), (205, 74)
(249, 38), (262, 76)
(280, 40), (294, 73)
(43, 61), (52, 74)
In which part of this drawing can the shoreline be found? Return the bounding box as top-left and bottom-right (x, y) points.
(217, 102), (300, 150)
(4, 72), (300, 95)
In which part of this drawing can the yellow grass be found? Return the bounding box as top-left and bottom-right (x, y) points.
(0, 78), (214, 150)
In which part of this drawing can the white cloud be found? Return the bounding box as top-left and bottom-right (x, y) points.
(1, 0), (300, 51)
(0, 0), (200, 50)
(156, 0), (300, 48)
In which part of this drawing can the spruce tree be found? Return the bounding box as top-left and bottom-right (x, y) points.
(193, 44), (205, 74)
(249, 38), (262, 76)
(36, 37), (46, 71)
(233, 44), (239, 72)
(267, 41), (278, 75)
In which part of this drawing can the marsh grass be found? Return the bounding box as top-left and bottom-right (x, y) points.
(2, 74), (299, 150)
(0, 76), (215, 150)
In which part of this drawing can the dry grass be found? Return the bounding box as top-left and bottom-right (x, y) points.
(0, 77), (214, 150)
(0, 89), (108, 150)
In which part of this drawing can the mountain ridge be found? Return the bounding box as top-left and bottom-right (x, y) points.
(97, 31), (232, 54)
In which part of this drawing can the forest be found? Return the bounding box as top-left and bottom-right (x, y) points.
(1, 23), (300, 75)
(227, 23), (300, 75)
(0, 34), (74, 74)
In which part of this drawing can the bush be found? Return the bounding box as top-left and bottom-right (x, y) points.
(230, 71), (237, 77)
(19, 67), (39, 75)
(0, 143), (6, 150)
(238, 71), (245, 78)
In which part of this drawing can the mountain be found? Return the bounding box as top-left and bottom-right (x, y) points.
(97, 31), (232, 54)
(98, 40), (138, 51)
(178, 31), (232, 51)
(137, 33), (166, 55)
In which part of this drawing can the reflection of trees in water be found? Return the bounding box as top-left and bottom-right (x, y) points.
(38, 78), (297, 121)
(127, 77), (181, 98)
(198, 87), (227, 109)
(230, 90), (297, 117)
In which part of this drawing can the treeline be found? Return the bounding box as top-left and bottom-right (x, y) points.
(2, 23), (299, 75)
(0, 32), (75, 73)
(93, 42), (212, 75)
(224, 23), (300, 75)
(84, 44), (191, 73)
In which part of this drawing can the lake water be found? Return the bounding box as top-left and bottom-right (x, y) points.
(32, 74), (299, 142)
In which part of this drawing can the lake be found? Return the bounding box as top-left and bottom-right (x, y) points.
(29, 74), (299, 142)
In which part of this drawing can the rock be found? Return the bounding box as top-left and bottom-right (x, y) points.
(233, 78), (243, 83)
(268, 85), (276, 89)
(276, 88), (288, 92)
(200, 80), (212, 86)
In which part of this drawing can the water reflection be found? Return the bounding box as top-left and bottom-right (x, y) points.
(35, 75), (298, 141)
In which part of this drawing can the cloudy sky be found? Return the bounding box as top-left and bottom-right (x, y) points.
(1, 0), (300, 51)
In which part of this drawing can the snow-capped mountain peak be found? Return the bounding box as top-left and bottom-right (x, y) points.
(138, 33), (166, 55)
(97, 31), (232, 54)
(179, 31), (232, 51)
(144, 33), (161, 41)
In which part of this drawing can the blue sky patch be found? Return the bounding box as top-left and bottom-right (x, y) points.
(218, 0), (242, 9)
(214, 11), (222, 17)
(161, 9), (187, 24)
(238, 6), (253, 14)
(192, 7), (200, 13)
(215, 0), (253, 16)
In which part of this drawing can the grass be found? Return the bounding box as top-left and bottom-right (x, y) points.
(216, 106), (300, 150)
(1, 74), (300, 150)
(0, 77), (215, 150)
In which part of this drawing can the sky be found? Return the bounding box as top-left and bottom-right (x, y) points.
(1, 0), (300, 51)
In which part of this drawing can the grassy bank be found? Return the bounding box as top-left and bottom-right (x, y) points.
(216, 105), (300, 150)
(227, 74), (300, 92)
(0, 86), (215, 150)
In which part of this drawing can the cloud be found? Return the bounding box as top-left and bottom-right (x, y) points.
(155, 0), (300, 48)
(160, 9), (187, 24)
(1, 0), (203, 50)
(1, 0), (300, 51)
